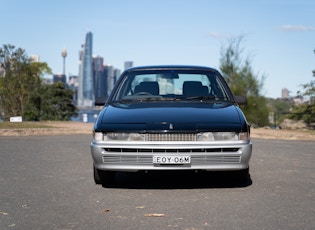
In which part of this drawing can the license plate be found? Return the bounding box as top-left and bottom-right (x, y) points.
(153, 155), (191, 164)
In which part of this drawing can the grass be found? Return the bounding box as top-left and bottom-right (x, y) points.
(0, 121), (92, 136)
(0, 121), (55, 129)
(303, 129), (315, 136)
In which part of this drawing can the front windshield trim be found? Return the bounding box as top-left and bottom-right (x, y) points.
(109, 69), (234, 104)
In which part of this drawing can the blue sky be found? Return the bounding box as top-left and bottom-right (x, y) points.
(1, 0), (314, 98)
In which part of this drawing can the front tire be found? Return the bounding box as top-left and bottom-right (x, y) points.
(234, 167), (250, 183)
(93, 166), (102, 184)
(93, 165), (116, 186)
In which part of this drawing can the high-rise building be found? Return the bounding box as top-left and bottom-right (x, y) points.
(68, 75), (78, 103)
(93, 55), (107, 98)
(53, 74), (66, 84)
(104, 65), (115, 96)
(78, 32), (95, 107)
(113, 68), (121, 82)
(282, 88), (289, 99)
(124, 61), (133, 70)
(30, 55), (40, 63)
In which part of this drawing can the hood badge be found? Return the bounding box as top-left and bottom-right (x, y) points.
(169, 123), (174, 129)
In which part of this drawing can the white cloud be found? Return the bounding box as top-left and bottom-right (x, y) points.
(207, 32), (228, 39)
(279, 25), (315, 32)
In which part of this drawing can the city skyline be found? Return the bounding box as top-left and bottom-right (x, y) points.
(1, 0), (314, 99)
(67, 32), (122, 107)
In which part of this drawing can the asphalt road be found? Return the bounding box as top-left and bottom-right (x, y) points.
(0, 135), (314, 230)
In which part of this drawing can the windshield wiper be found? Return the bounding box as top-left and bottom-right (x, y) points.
(111, 96), (165, 104)
(182, 96), (229, 101)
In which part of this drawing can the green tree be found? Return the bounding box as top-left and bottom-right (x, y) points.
(244, 96), (269, 127)
(24, 82), (78, 121)
(268, 98), (293, 126)
(287, 103), (315, 125)
(287, 77), (315, 126)
(0, 44), (51, 119)
(219, 37), (269, 127)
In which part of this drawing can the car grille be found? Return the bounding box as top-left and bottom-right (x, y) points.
(102, 147), (241, 165)
(102, 155), (241, 165)
(104, 147), (240, 153)
(146, 133), (196, 141)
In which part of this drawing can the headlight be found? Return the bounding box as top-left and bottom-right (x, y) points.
(197, 132), (215, 141)
(197, 132), (248, 141)
(104, 132), (145, 141)
(93, 132), (104, 141)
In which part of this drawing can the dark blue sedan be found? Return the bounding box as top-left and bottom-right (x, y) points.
(91, 65), (252, 185)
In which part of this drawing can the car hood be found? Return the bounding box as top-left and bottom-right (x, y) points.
(96, 102), (247, 132)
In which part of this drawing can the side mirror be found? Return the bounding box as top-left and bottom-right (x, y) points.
(95, 96), (108, 106)
(234, 96), (247, 105)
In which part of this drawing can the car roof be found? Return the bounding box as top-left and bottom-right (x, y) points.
(124, 65), (218, 72)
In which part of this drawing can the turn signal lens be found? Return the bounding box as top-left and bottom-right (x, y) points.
(239, 132), (249, 141)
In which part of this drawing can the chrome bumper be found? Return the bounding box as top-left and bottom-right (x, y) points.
(91, 141), (252, 172)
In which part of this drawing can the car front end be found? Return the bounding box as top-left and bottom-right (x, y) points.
(91, 107), (252, 172)
(90, 65), (253, 185)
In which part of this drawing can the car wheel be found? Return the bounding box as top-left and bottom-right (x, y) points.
(234, 167), (250, 183)
(93, 165), (116, 186)
(93, 166), (102, 184)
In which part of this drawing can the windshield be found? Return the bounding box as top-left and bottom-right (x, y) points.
(111, 69), (231, 103)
